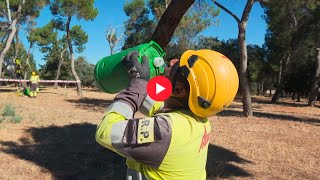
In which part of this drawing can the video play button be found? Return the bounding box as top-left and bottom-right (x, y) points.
(147, 76), (172, 101)
(156, 83), (165, 94)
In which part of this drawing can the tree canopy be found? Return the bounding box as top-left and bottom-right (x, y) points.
(0, 0), (319, 105)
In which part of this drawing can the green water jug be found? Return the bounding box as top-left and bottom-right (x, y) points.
(24, 87), (30, 96)
(95, 41), (166, 93)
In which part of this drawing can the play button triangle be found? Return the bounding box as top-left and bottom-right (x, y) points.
(147, 76), (172, 101)
(156, 83), (165, 94)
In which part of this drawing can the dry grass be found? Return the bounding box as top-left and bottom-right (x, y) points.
(0, 86), (319, 180)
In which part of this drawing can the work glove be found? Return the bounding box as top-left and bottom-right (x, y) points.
(111, 51), (150, 117)
(122, 51), (150, 81)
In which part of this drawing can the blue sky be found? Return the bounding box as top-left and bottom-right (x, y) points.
(20, 0), (267, 67)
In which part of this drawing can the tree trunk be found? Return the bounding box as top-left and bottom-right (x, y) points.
(261, 80), (264, 96)
(213, 0), (255, 117)
(271, 86), (282, 103)
(66, 16), (82, 97)
(297, 90), (301, 102)
(14, 24), (21, 59)
(5, 0), (12, 23)
(292, 91), (295, 100)
(22, 72), (27, 88)
(308, 48), (320, 106)
(272, 53), (291, 103)
(277, 58), (283, 87)
(272, 2), (300, 103)
(272, 85), (282, 102)
(54, 48), (67, 89)
(238, 23), (253, 117)
(25, 42), (33, 71)
(0, 1), (24, 78)
(304, 91), (309, 99)
(19, 41), (33, 88)
(165, 0), (170, 8)
(272, 62), (283, 102)
(151, 0), (195, 48)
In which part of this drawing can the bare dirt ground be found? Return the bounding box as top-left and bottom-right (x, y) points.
(0, 86), (319, 180)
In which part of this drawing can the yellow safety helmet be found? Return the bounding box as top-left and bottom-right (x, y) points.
(178, 49), (239, 117)
(32, 72), (36, 76)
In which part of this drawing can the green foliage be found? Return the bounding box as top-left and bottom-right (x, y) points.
(2, 42), (36, 78)
(0, 0), (46, 78)
(38, 24), (88, 82)
(247, 45), (267, 82)
(154, 0), (219, 58)
(122, 0), (154, 49)
(49, 0), (98, 92)
(20, 0), (50, 23)
(122, 0), (219, 57)
(50, 0), (98, 21)
(0, 0), (49, 24)
(220, 39), (240, 70)
(75, 56), (95, 87)
(264, 0), (319, 60)
(1, 103), (15, 117)
(10, 116), (22, 124)
(70, 25), (88, 53)
(172, 2), (219, 40)
(40, 42), (71, 80)
(0, 117), (4, 123)
(0, 103), (22, 124)
(196, 37), (275, 94)
(263, 0), (320, 95)
(196, 36), (222, 51)
(28, 22), (58, 53)
(51, 18), (66, 31)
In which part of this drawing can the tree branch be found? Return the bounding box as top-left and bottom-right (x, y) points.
(114, 32), (124, 48)
(106, 25), (124, 55)
(241, 0), (255, 23)
(213, 0), (240, 23)
(151, 0), (195, 48)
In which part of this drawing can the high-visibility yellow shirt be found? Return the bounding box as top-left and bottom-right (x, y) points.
(30, 75), (40, 83)
(96, 101), (211, 180)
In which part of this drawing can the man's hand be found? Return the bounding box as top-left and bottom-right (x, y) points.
(122, 51), (150, 81)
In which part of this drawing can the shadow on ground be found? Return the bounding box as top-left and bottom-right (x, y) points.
(0, 88), (15, 93)
(218, 109), (320, 126)
(0, 123), (126, 180)
(83, 88), (101, 92)
(0, 123), (252, 179)
(66, 98), (114, 111)
(206, 145), (252, 179)
(39, 91), (60, 95)
(251, 97), (312, 107)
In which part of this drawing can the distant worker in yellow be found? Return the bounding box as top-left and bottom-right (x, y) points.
(15, 59), (22, 79)
(29, 72), (40, 98)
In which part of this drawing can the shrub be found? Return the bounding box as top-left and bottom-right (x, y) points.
(10, 116), (22, 124)
(2, 103), (15, 116)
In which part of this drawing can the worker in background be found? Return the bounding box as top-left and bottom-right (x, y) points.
(14, 58), (23, 88)
(96, 50), (239, 180)
(15, 59), (22, 79)
(29, 72), (40, 98)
